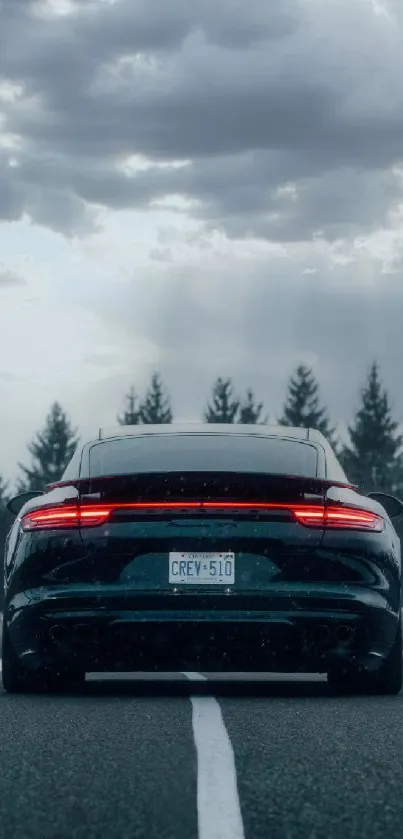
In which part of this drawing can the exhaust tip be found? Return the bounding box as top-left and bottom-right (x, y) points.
(312, 625), (331, 646)
(73, 623), (97, 645)
(49, 624), (67, 644)
(335, 624), (356, 645)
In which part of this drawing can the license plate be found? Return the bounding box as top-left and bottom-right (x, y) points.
(169, 552), (235, 585)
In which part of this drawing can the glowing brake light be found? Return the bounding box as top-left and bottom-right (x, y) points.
(324, 506), (384, 530)
(293, 505), (384, 531)
(20, 501), (384, 532)
(21, 505), (111, 531)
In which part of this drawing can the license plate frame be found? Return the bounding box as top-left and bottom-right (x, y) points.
(168, 552), (235, 585)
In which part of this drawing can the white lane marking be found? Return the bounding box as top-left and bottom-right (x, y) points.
(183, 672), (245, 839)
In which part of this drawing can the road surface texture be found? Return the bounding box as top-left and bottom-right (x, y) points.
(1, 671), (403, 839)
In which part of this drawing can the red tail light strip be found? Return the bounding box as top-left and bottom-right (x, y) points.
(20, 502), (384, 532)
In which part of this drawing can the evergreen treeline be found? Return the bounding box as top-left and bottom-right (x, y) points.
(1, 362), (403, 601)
(0, 478), (9, 583)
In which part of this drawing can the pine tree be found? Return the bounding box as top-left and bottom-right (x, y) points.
(203, 377), (240, 423)
(0, 475), (8, 508)
(18, 402), (79, 491)
(279, 365), (337, 445)
(0, 476), (9, 605)
(139, 373), (173, 424)
(0, 475), (9, 527)
(118, 386), (141, 426)
(238, 389), (267, 424)
(341, 363), (403, 493)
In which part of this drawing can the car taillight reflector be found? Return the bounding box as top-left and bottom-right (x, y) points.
(324, 506), (383, 530)
(293, 505), (383, 530)
(21, 505), (111, 530)
(20, 502), (384, 532)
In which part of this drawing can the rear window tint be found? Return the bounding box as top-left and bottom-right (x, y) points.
(87, 434), (319, 478)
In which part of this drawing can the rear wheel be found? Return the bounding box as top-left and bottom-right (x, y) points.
(2, 623), (85, 694)
(328, 616), (403, 696)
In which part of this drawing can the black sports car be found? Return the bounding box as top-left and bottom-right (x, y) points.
(2, 424), (402, 694)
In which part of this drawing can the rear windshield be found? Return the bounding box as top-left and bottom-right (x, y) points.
(87, 434), (319, 478)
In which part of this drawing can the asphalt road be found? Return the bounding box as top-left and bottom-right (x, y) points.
(1, 671), (403, 839)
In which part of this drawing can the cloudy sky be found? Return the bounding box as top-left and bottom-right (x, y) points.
(1, 0), (403, 483)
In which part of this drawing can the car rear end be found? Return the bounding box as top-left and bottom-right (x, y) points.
(4, 428), (401, 677)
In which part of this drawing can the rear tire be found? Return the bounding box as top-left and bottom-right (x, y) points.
(328, 616), (403, 696)
(2, 623), (85, 694)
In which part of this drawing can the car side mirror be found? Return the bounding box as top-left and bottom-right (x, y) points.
(7, 491), (44, 517)
(367, 492), (403, 520)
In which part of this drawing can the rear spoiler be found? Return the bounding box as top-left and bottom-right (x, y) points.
(47, 473), (357, 493)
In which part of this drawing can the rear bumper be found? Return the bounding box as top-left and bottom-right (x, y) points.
(5, 588), (400, 674)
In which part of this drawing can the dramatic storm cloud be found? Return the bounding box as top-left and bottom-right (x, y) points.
(0, 0), (403, 479)
(2, 0), (403, 237)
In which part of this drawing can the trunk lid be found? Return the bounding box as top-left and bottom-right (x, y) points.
(75, 472), (331, 595)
